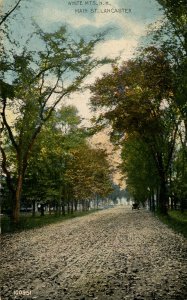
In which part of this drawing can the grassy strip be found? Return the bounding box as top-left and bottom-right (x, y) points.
(1, 209), (98, 234)
(157, 210), (187, 238)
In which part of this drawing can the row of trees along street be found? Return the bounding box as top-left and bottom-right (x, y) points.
(0, 1), (113, 224)
(90, 0), (187, 214)
(0, 0), (187, 227)
(1, 104), (114, 217)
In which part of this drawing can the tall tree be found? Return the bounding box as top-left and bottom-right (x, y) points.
(121, 134), (159, 209)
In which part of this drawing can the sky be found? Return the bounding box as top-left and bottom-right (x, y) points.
(3, 0), (163, 122)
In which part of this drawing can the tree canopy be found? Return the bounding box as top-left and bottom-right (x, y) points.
(90, 43), (185, 213)
(1, 15), (111, 223)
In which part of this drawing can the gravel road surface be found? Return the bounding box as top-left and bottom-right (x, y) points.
(1, 206), (187, 300)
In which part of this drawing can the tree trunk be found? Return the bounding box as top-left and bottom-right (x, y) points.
(74, 200), (78, 212)
(148, 195), (151, 211)
(155, 152), (169, 215)
(12, 173), (23, 223)
(71, 201), (74, 214)
(180, 198), (185, 213)
(61, 201), (65, 216)
(82, 200), (85, 211)
(40, 204), (45, 216)
(55, 203), (60, 215)
(32, 200), (36, 217)
(56, 201), (61, 215)
(67, 202), (70, 214)
(158, 178), (168, 215)
(171, 196), (174, 210)
(152, 190), (155, 212)
(184, 119), (187, 147)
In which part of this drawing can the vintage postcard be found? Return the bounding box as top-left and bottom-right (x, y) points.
(1, 1), (187, 300)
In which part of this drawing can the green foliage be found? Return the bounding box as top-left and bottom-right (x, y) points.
(171, 148), (187, 205)
(16, 104), (113, 212)
(90, 49), (175, 139)
(22, 105), (86, 205)
(157, 210), (187, 238)
(65, 144), (113, 201)
(149, 1), (187, 145)
(156, 0), (187, 47)
(121, 135), (159, 204)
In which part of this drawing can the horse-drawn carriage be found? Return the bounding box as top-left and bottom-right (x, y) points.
(132, 203), (140, 210)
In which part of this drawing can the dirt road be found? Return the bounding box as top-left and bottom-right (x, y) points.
(1, 206), (187, 300)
